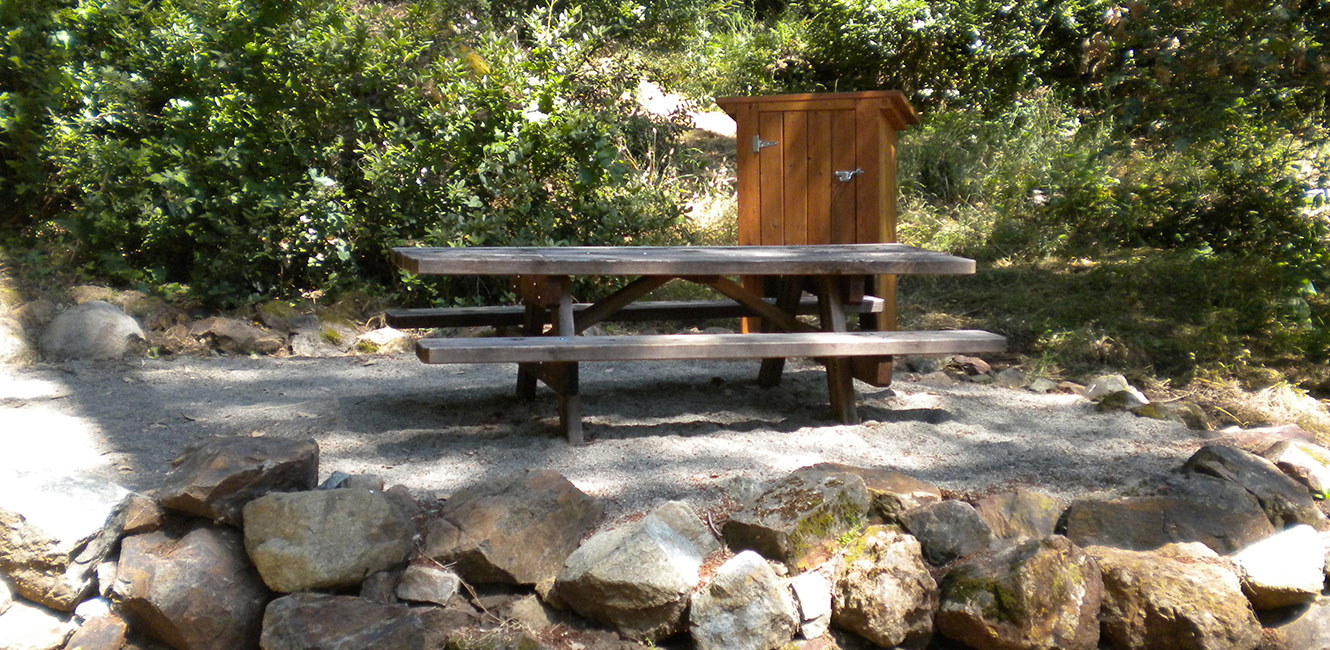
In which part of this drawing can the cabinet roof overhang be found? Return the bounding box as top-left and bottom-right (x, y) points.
(716, 90), (919, 131)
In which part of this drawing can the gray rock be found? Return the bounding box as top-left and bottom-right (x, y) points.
(1062, 477), (1275, 554)
(1084, 374), (1131, 400)
(994, 368), (1025, 388)
(951, 355), (991, 375)
(0, 576), (12, 614)
(395, 564), (461, 606)
(242, 488), (413, 592)
(1027, 377), (1058, 393)
(902, 355), (943, 374)
(0, 471), (129, 611)
(353, 327), (413, 355)
(158, 437), (319, 526)
(423, 469), (603, 585)
(39, 301), (145, 361)
(788, 570), (832, 639)
(832, 526), (938, 649)
(1230, 524), (1326, 610)
(113, 524), (270, 650)
(900, 500), (994, 566)
(63, 611), (128, 650)
(0, 600), (74, 650)
(1208, 423), (1316, 453)
(122, 493), (165, 535)
(1263, 439), (1330, 496)
(974, 489), (1063, 543)
(358, 569), (400, 604)
(72, 595), (111, 621)
(553, 501), (717, 641)
(188, 317), (284, 355)
(0, 316), (35, 364)
(1088, 542), (1261, 650)
(259, 593), (423, 650)
(289, 317), (358, 357)
(1182, 444), (1328, 528)
(796, 463), (942, 521)
(723, 469), (871, 570)
(1095, 388), (1150, 412)
(1262, 597), (1330, 650)
(1131, 400), (1211, 430)
(688, 551), (798, 650)
(937, 536), (1102, 650)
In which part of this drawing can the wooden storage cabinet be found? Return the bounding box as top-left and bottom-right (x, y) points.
(717, 91), (918, 385)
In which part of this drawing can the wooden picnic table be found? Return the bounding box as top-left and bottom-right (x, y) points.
(390, 243), (1004, 443)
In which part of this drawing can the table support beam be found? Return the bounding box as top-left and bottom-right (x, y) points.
(574, 275), (671, 333)
(817, 276), (859, 425)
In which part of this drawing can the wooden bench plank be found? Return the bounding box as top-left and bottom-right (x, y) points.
(385, 296), (884, 330)
(416, 330), (1005, 365)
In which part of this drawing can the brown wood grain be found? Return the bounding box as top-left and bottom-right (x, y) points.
(783, 110), (809, 245)
(830, 110), (858, 243)
(734, 102), (760, 246)
(758, 110), (785, 245)
(807, 110), (832, 245)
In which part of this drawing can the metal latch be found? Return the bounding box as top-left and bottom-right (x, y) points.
(752, 136), (779, 153)
(834, 168), (865, 182)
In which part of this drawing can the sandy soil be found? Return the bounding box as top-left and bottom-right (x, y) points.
(0, 353), (1212, 523)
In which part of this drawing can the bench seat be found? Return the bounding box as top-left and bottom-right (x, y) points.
(386, 296), (883, 330)
(416, 329), (1006, 364)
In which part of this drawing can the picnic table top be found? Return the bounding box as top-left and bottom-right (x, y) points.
(390, 243), (975, 277)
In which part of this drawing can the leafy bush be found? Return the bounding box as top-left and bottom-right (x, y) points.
(9, 0), (692, 306)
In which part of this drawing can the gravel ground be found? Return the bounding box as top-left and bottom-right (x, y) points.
(0, 354), (1209, 522)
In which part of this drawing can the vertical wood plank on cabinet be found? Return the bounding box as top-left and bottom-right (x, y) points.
(829, 110), (857, 244)
(807, 111), (832, 245)
(759, 111), (785, 246)
(782, 110), (808, 245)
(734, 103), (760, 247)
(855, 103), (886, 244)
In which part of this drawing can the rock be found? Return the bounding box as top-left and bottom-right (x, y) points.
(359, 570), (400, 604)
(936, 536), (1101, 650)
(789, 570), (832, 639)
(974, 489), (1063, 543)
(188, 317), (284, 355)
(553, 501), (718, 641)
(243, 488), (413, 592)
(73, 596), (112, 621)
(723, 469), (871, 570)
(964, 372), (995, 384)
(254, 301), (303, 333)
(1062, 477), (1275, 554)
(917, 370), (956, 385)
(353, 327), (413, 355)
(122, 494), (164, 535)
(64, 612), (128, 650)
(688, 551), (798, 650)
(0, 471), (129, 611)
(157, 437), (318, 526)
(423, 469), (602, 585)
(1210, 423), (1317, 452)
(832, 526), (938, 649)
(13, 299), (57, 330)
(1263, 439), (1330, 496)
(94, 562), (116, 599)
(395, 563), (461, 606)
(259, 592), (423, 650)
(899, 500), (994, 566)
(1027, 377), (1058, 393)
(1095, 388), (1150, 412)
(1230, 524), (1326, 610)
(113, 524), (269, 650)
(1181, 444), (1328, 528)
(952, 355), (991, 375)
(1131, 400), (1211, 430)
(1084, 374), (1131, 400)
(994, 368), (1025, 388)
(0, 600), (74, 650)
(0, 316), (35, 364)
(797, 463), (942, 521)
(1087, 542), (1261, 650)
(1, 576), (12, 613)
(1262, 597), (1330, 650)
(902, 355), (943, 374)
(289, 317), (357, 357)
(39, 301), (145, 361)
(505, 593), (559, 632)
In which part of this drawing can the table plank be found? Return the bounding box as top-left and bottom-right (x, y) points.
(391, 243), (975, 277)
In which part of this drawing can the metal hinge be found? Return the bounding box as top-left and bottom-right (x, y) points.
(752, 136), (779, 153)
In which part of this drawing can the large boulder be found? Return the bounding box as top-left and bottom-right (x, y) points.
(936, 536), (1101, 650)
(1061, 476), (1275, 554)
(188, 318), (284, 355)
(242, 488), (413, 592)
(899, 500), (994, 566)
(1229, 524), (1326, 610)
(157, 437), (319, 526)
(0, 316), (35, 365)
(723, 469), (870, 570)
(1262, 597), (1330, 650)
(353, 327), (414, 355)
(39, 301), (145, 361)
(1087, 542), (1261, 650)
(974, 489), (1063, 543)
(422, 469), (602, 585)
(0, 601), (74, 650)
(553, 501), (719, 641)
(113, 524), (270, 650)
(0, 471), (129, 611)
(796, 463), (942, 521)
(831, 526), (938, 649)
(259, 593), (423, 650)
(62, 612), (128, 650)
(688, 551), (798, 650)
(1262, 439), (1330, 496)
(1181, 444), (1327, 528)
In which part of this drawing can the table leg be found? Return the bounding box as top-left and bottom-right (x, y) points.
(816, 276), (859, 425)
(516, 303), (543, 399)
(552, 283), (584, 444)
(758, 276), (806, 387)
